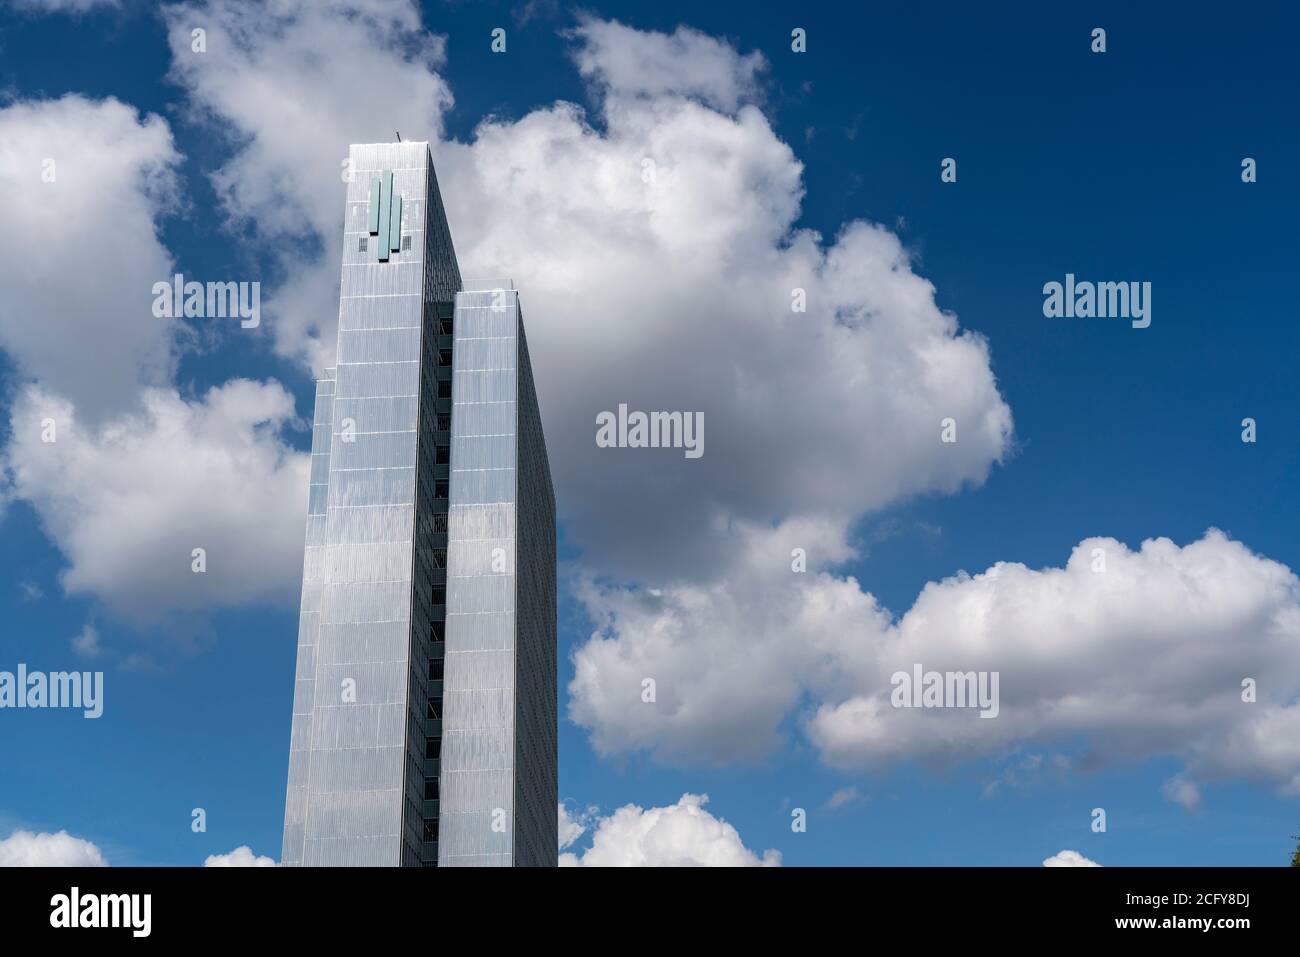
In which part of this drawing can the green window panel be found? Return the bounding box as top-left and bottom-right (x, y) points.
(376, 170), (392, 262)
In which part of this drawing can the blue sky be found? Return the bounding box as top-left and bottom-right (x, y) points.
(1, 0), (1298, 867)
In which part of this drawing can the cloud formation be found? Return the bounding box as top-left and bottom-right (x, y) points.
(160, 3), (1013, 584)
(203, 845), (276, 867)
(0, 93), (309, 625)
(560, 793), (779, 866)
(570, 17), (768, 112)
(0, 95), (180, 418)
(4, 381), (308, 621)
(558, 802), (591, 851)
(71, 622), (102, 658)
(1161, 775), (1203, 812)
(1043, 849), (1101, 867)
(439, 20), (1013, 581)
(574, 529), (1300, 796)
(7, 4), (1294, 821)
(0, 829), (107, 866)
(150, 7), (1300, 806)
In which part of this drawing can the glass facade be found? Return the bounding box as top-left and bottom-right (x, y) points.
(282, 144), (555, 867)
(512, 313), (558, 867)
(437, 285), (557, 867)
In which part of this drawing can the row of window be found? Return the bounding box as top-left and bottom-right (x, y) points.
(421, 305), (453, 867)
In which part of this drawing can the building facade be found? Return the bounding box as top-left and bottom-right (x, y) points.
(281, 142), (556, 867)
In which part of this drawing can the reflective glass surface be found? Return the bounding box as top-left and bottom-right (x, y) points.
(283, 145), (554, 867)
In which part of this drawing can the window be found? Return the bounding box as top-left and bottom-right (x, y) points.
(423, 819), (438, 842)
(402, 235), (412, 251)
(358, 237), (368, 252)
(425, 737), (442, 759)
(424, 780), (439, 801)
(436, 414), (450, 431)
(439, 349), (452, 366)
(435, 481), (448, 498)
(433, 549), (446, 569)
(429, 658), (444, 681)
(435, 446), (450, 465)
(437, 379), (452, 399)
(426, 698), (439, 719)
(432, 585), (445, 605)
(438, 319), (453, 335)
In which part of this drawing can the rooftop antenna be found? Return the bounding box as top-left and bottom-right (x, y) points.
(395, 131), (402, 142)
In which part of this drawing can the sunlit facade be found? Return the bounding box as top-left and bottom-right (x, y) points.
(281, 142), (555, 867)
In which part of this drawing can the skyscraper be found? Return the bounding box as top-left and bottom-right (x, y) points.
(281, 142), (556, 867)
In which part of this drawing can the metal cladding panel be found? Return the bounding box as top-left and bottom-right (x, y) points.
(283, 142), (463, 867)
(513, 311), (558, 866)
(422, 156), (461, 302)
(437, 289), (556, 867)
(439, 288), (520, 867)
(282, 372), (335, 866)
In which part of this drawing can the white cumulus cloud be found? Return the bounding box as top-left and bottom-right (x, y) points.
(3, 381), (308, 621)
(203, 845), (276, 867)
(1043, 849), (1101, 867)
(437, 36), (1013, 581)
(0, 95), (180, 419)
(0, 91), (316, 625)
(571, 16), (767, 112)
(559, 793), (779, 867)
(573, 528), (1300, 798)
(160, 3), (1013, 585)
(0, 829), (107, 866)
